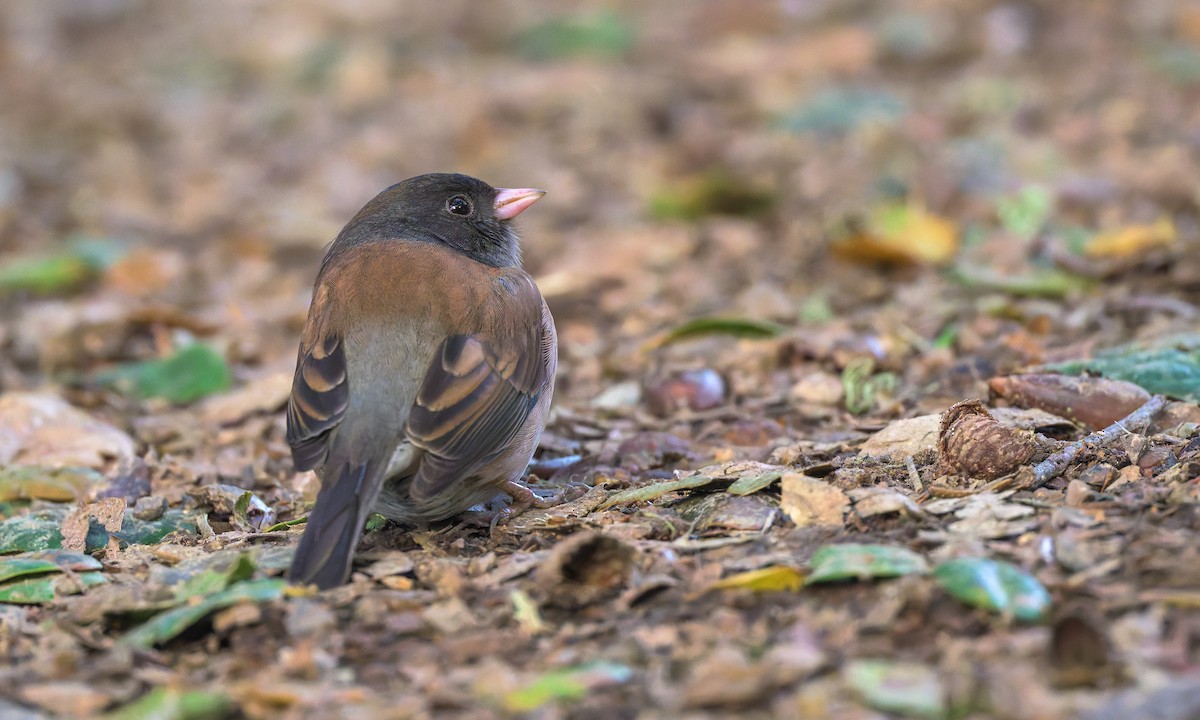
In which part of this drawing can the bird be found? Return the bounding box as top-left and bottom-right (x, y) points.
(285, 172), (558, 589)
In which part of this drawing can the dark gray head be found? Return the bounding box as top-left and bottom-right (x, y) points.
(329, 173), (544, 269)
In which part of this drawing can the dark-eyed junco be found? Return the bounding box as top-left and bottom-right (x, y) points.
(286, 173), (557, 589)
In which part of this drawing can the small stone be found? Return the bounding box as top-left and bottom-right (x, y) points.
(285, 599), (337, 639)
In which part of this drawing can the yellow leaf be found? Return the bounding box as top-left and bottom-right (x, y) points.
(710, 566), (806, 592)
(1084, 217), (1176, 259)
(832, 201), (959, 265)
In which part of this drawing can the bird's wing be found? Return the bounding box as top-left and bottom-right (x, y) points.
(286, 286), (350, 471)
(285, 288), (362, 589)
(405, 275), (553, 503)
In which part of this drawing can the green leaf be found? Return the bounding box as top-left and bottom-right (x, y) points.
(649, 171), (777, 221)
(22, 549), (103, 572)
(229, 490), (275, 531)
(779, 87), (906, 135)
(0, 557), (61, 583)
(0, 238), (122, 295)
(263, 516), (307, 532)
(1041, 343), (1200, 402)
(0, 571), (107, 605)
(94, 343), (232, 404)
(502, 661), (633, 712)
(727, 471), (783, 496)
(597, 475), (721, 510)
(173, 553), (256, 602)
(798, 293), (834, 325)
(1151, 43), (1200, 86)
(114, 510), (198, 546)
(842, 358), (898, 416)
(121, 578), (286, 649)
(99, 687), (232, 720)
(878, 12), (940, 60)
(995, 185), (1051, 240)
(949, 265), (1093, 298)
(0, 511), (65, 553)
(844, 660), (946, 719)
(932, 325), (957, 350)
(516, 11), (634, 61)
(933, 557), (1051, 622)
(806, 544), (929, 584)
(364, 513), (388, 532)
(651, 317), (786, 349)
(0, 508), (198, 554)
(0, 465), (104, 503)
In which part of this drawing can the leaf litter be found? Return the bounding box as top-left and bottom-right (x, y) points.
(0, 2), (1199, 718)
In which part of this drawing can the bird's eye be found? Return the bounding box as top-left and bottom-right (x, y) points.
(446, 196), (472, 216)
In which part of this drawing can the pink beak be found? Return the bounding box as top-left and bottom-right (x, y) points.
(493, 187), (546, 221)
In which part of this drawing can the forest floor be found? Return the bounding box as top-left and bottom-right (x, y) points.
(1, 2), (1199, 718)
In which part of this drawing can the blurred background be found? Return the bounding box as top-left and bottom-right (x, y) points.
(0, 0), (1198, 410)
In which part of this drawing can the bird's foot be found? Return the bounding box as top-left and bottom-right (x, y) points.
(486, 477), (587, 531)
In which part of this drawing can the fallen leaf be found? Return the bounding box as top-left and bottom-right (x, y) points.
(710, 566), (806, 592)
(0, 557), (61, 583)
(989, 373), (1151, 430)
(20, 682), (113, 718)
(61, 497), (126, 551)
(860, 414), (940, 459)
(1040, 341), (1200, 402)
(121, 578), (286, 649)
(646, 316), (785, 350)
(199, 371), (292, 425)
(501, 661), (633, 712)
(0, 571), (107, 604)
(1084, 217), (1176, 259)
(727, 470), (784, 496)
(597, 474), (720, 510)
(805, 544), (928, 584)
(933, 557), (1051, 621)
(0, 393), (136, 468)
(995, 185), (1052, 239)
(99, 686), (232, 720)
(843, 660), (946, 719)
(648, 170), (776, 220)
(0, 238), (120, 295)
(779, 473), (848, 527)
(950, 265), (1092, 298)
(780, 87), (906, 135)
(832, 200), (958, 265)
(516, 10), (634, 61)
(0, 465), (104, 503)
(94, 343), (233, 404)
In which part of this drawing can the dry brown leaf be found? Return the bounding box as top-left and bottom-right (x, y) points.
(0, 392), (136, 468)
(61, 497), (126, 551)
(780, 472), (848, 527)
(860, 414), (940, 459)
(989, 374), (1151, 430)
(19, 682), (113, 717)
(200, 371), (293, 426)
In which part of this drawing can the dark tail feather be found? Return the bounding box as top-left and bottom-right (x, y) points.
(289, 462), (372, 590)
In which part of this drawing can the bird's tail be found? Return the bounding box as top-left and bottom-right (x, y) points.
(289, 462), (374, 590)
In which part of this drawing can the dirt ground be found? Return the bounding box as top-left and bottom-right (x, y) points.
(1, 1), (1199, 718)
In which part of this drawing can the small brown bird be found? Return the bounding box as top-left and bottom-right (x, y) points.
(286, 173), (557, 589)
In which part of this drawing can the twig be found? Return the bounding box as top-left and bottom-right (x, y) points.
(1028, 394), (1167, 490)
